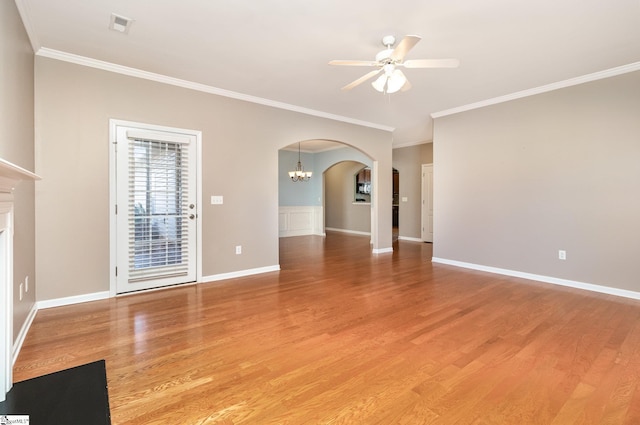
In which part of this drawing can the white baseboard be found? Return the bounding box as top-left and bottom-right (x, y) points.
(324, 228), (391, 253)
(12, 302), (38, 366)
(279, 230), (325, 237)
(36, 265), (282, 308)
(398, 236), (424, 243)
(38, 291), (111, 310)
(201, 265), (280, 283)
(325, 227), (371, 236)
(431, 257), (640, 300)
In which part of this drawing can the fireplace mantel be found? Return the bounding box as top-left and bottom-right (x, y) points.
(0, 157), (41, 193)
(0, 157), (39, 401)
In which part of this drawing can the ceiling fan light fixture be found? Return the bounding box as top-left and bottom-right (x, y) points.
(330, 34), (458, 94)
(386, 69), (407, 94)
(371, 67), (407, 94)
(371, 73), (387, 92)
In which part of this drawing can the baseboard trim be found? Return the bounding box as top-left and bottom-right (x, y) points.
(325, 227), (371, 236)
(38, 291), (111, 310)
(201, 265), (280, 283)
(12, 302), (38, 366)
(279, 230), (326, 237)
(431, 257), (640, 300)
(372, 247), (394, 254)
(398, 236), (424, 243)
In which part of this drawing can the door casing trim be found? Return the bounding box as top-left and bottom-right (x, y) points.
(108, 119), (202, 297)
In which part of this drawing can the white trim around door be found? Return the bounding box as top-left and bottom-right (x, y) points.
(109, 119), (202, 296)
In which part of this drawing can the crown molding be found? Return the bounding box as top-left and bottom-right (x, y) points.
(35, 48), (394, 133)
(432, 62), (640, 119)
(392, 139), (432, 149)
(14, 0), (41, 52)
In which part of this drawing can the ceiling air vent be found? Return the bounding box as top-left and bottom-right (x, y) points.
(109, 13), (133, 34)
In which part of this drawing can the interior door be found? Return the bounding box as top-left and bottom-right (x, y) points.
(114, 124), (197, 294)
(421, 164), (433, 242)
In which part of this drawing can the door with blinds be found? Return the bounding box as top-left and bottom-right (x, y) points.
(114, 123), (198, 294)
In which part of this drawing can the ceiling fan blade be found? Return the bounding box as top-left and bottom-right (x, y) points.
(403, 58), (460, 68)
(329, 60), (378, 67)
(390, 35), (422, 62)
(341, 69), (382, 90)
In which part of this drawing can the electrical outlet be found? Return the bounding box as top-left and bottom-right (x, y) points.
(19, 283), (23, 301)
(25, 275), (29, 292)
(558, 250), (566, 260)
(235, 245), (242, 255)
(211, 195), (223, 205)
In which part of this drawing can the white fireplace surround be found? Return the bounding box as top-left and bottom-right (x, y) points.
(0, 157), (40, 402)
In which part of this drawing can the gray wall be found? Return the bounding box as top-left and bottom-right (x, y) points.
(325, 161), (371, 233)
(0, 0), (36, 342)
(433, 71), (640, 292)
(34, 57), (393, 301)
(392, 143), (433, 240)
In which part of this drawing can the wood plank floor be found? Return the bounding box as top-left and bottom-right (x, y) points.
(13, 232), (640, 424)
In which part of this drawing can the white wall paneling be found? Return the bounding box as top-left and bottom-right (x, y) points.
(279, 206), (324, 237)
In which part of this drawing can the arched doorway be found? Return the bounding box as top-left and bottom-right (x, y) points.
(324, 161), (371, 237)
(277, 140), (379, 247)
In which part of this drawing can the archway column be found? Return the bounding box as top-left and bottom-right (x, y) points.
(371, 158), (393, 253)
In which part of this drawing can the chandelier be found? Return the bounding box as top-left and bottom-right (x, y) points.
(289, 143), (312, 182)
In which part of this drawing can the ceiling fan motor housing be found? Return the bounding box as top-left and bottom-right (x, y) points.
(375, 35), (400, 64)
(375, 48), (395, 63)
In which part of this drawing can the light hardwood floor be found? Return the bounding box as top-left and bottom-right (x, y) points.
(14, 232), (640, 424)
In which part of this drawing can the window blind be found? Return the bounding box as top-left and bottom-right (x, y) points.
(127, 138), (190, 282)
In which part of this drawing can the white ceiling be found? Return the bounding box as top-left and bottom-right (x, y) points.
(16, 0), (640, 148)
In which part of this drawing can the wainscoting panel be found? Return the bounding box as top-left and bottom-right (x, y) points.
(279, 206), (324, 237)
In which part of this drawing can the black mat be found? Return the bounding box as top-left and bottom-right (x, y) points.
(0, 360), (111, 424)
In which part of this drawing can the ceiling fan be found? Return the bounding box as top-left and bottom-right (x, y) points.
(329, 35), (459, 94)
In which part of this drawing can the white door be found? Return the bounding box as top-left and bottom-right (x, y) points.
(113, 123), (198, 294)
(421, 164), (433, 242)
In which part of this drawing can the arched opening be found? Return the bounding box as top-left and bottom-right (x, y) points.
(277, 139), (377, 251)
(324, 161), (371, 238)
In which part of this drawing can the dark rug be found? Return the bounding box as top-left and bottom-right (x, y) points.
(0, 359), (111, 424)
